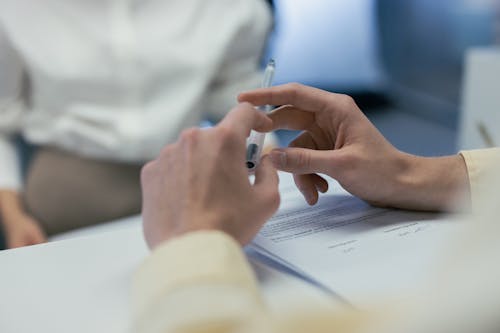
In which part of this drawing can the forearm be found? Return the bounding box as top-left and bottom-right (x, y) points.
(392, 153), (470, 212)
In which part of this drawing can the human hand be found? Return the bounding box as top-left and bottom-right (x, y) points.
(141, 103), (280, 249)
(4, 212), (47, 249)
(239, 83), (469, 211)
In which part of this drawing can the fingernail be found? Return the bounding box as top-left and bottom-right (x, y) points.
(270, 149), (286, 168)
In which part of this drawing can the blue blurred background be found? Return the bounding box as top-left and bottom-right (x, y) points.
(265, 0), (499, 155)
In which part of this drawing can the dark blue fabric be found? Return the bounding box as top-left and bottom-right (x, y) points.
(0, 224), (5, 250)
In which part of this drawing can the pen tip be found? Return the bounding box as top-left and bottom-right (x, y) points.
(268, 59), (275, 67)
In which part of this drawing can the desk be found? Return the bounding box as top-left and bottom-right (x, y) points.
(0, 216), (340, 333)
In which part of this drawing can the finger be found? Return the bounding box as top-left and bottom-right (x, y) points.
(293, 174), (319, 205)
(253, 155), (280, 208)
(238, 83), (339, 114)
(268, 105), (315, 131)
(217, 102), (273, 139)
(269, 147), (334, 175)
(311, 173), (329, 193)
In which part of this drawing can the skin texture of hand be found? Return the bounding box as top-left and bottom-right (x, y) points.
(3, 212), (47, 249)
(239, 83), (469, 211)
(141, 103), (280, 249)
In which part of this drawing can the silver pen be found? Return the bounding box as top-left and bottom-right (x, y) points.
(246, 59), (276, 171)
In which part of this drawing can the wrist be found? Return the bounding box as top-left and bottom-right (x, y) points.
(1, 211), (30, 232)
(0, 194), (30, 230)
(1, 212), (26, 231)
(0, 190), (25, 218)
(393, 153), (469, 211)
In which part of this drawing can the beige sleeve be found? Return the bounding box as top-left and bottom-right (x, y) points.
(132, 230), (266, 333)
(460, 148), (500, 207)
(132, 230), (389, 333)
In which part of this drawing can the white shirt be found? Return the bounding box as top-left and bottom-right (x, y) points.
(0, 0), (272, 190)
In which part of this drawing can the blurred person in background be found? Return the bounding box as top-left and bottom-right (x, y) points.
(0, 0), (272, 248)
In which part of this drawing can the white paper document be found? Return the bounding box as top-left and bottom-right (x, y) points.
(251, 173), (462, 306)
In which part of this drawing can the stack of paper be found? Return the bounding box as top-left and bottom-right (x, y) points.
(251, 172), (462, 307)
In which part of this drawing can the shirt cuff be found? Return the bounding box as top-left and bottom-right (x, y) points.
(0, 136), (22, 190)
(133, 230), (262, 329)
(460, 148), (500, 208)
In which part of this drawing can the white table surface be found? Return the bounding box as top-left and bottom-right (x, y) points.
(0, 216), (340, 333)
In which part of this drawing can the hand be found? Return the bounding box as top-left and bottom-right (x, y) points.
(239, 83), (469, 211)
(141, 103), (280, 249)
(4, 212), (47, 249)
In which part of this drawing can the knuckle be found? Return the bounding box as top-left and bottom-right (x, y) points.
(238, 101), (254, 110)
(159, 144), (175, 157)
(140, 161), (156, 184)
(295, 151), (311, 169)
(287, 82), (303, 91)
(180, 127), (200, 143)
(216, 125), (237, 142)
(340, 94), (355, 106)
(230, 102), (254, 119)
(287, 82), (302, 101)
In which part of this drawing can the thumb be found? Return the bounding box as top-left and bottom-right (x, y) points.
(253, 155), (280, 210)
(269, 147), (334, 175)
